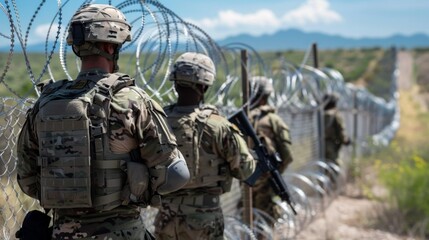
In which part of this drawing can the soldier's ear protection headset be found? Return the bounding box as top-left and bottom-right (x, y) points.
(71, 22), (85, 47)
(70, 22), (86, 57)
(70, 22), (121, 72)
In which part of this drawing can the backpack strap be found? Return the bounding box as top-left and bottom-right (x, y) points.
(188, 106), (215, 180)
(91, 74), (122, 139)
(194, 106), (216, 150)
(90, 73), (134, 210)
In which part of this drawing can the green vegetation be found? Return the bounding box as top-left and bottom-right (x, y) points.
(365, 52), (429, 237)
(0, 52), (140, 98)
(373, 140), (429, 237)
(262, 48), (382, 82)
(0, 52), (77, 98)
(0, 48), (384, 99)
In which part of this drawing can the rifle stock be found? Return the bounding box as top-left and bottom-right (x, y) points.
(229, 109), (297, 215)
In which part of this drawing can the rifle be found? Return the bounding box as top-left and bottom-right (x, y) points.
(229, 108), (297, 215)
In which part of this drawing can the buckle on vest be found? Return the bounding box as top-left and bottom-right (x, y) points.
(91, 125), (104, 137)
(98, 84), (111, 96)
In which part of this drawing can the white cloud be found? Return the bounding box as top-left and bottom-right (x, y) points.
(204, 9), (281, 28)
(188, 0), (342, 39)
(282, 0), (342, 25)
(187, 9), (282, 39)
(35, 23), (63, 41)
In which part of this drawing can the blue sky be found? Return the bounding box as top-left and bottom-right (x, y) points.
(0, 0), (428, 46)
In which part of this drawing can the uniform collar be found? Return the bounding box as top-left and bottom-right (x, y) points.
(173, 104), (200, 114)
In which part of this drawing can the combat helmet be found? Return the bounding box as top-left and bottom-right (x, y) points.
(66, 4), (131, 70)
(170, 52), (216, 87)
(250, 76), (274, 96)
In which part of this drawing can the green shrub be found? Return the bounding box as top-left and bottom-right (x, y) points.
(376, 142), (429, 235)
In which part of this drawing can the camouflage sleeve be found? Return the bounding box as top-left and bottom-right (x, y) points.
(269, 113), (293, 171)
(16, 108), (40, 199)
(110, 86), (179, 168)
(206, 115), (256, 180)
(334, 114), (349, 145)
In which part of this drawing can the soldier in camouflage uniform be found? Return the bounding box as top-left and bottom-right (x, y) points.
(323, 93), (350, 165)
(154, 52), (256, 240)
(247, 76), (294, 219)
(16, 4), (190, 239)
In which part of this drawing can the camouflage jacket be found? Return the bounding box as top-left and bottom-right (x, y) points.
(17, 70), (179, 215)
(163, 104), (256, 195)
(249, 104), (293, 173)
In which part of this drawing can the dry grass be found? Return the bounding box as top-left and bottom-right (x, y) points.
(395, 88), (429, 145)
(415, 52), (429, 93)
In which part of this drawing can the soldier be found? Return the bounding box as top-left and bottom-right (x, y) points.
(247, 76), (294, 219)
(323, 93), (350, 165)
(16, 4), (190, 239)
(154, 52), (256, 240)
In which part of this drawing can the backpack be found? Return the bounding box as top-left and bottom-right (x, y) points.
(164, 105), (232, 193)
(35, 72), (135, 210)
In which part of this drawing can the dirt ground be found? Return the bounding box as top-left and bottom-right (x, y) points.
(293, 186), (413, 240)
(293, 51), (417, 240)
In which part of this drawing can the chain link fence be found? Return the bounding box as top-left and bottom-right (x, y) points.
(0, 0), (399, 239)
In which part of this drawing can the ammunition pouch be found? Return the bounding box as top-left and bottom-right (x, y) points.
(163, 194), (220, 208)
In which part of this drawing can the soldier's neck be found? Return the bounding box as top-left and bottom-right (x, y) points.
(176, 96), (202, 106)
(81, 56), (113, 73)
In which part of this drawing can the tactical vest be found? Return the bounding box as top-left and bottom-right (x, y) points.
(35, 72), (134, 211)
(164, 105), (232, 193)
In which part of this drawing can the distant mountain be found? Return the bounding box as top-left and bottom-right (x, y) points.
(218, 29), (429, 50)
(2, 28), (429, 52)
